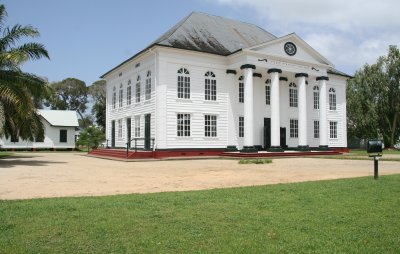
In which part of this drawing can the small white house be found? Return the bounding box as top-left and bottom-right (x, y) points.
(0, 110), (79, 150)
(101, 12), (350, 153)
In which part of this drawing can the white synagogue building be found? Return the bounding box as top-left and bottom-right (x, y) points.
(101, 12), (350, 153)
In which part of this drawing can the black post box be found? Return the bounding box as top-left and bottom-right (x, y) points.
(367, 140), (383, 154)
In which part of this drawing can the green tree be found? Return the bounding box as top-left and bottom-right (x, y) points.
(76, 126), (105, 149)
(0, 4), (50, 141)
(347, 45), (400, 147)
(46, 78), (89, 127)
(88, 80), (106, 130)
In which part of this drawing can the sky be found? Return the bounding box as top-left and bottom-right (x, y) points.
(3, 0), (400, 86)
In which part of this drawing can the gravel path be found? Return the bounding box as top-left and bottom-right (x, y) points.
(0, 152), (399, 200)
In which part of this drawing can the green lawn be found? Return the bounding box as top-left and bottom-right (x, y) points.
(1, 175), (400, 253)
(0, 151), (13, 158)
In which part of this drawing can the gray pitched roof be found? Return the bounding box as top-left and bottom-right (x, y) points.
(153, 12), (277, 55)
(100, 12), (277, 78)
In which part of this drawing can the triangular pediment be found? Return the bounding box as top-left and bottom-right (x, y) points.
(245, 33), (333, 67)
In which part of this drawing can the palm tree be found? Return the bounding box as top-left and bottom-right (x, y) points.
(0, 4), (50, 141)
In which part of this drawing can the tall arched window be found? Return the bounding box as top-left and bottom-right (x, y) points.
(205, 71), (216, 101)
(127, 80), (132, 105)
(119, 84), (123, 108)
(177, 68), (190, 99)
(135, 75), (141, 103)
(238, 76), (244, 103)
(145, 71), (151, 100)
(112, 86), (116, 109)
(289, 82), (298, 107)
(313, 85), (319, 109)
(329, 87), (336, 110)
(265, 79), (271, 105)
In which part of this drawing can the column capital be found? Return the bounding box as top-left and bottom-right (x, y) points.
(253, 73), (262, 78)
(267, 68), (282, 74)
(279, 77), (288, 82)
(316, 76), (329, 81)
(295, 73), (309, 78)
(226, 69), (237, 75)
(240, 64), (256, 70)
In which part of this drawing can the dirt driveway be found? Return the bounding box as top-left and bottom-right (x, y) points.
(0, 152), (399, 200)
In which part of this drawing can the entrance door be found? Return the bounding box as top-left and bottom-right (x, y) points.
(126, 118), (131, 148)
(280, 127), (287, 149)
(144, 114), (151, 150)
(263, 118), (271, 149)
(111, 120), (115, 147)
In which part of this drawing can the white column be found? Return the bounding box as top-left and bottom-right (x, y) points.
(296, 73), (309, 150)
(241, 64), (256, 152)
(268, 68), (283, 151)
(226, 70), (238, 151)
(318, 76), (329, 148)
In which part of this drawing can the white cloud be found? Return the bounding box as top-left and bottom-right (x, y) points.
(210, 0), (400, 74)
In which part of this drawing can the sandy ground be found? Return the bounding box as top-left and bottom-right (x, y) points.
(0, 152), (399, 200)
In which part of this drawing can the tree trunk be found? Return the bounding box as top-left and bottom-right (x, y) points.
(390, 111), (399, 148)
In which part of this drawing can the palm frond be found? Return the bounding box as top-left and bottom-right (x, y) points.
(0, 42), (49, 67)
(0, 25), (40, 51)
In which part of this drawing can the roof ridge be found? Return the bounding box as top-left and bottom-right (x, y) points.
(152, 12), (195, 45)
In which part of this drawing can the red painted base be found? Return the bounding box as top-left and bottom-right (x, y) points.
(89, 148), (342, 160)
(331, 147), (350, 153)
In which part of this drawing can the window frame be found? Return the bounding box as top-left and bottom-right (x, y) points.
(313, 85), (319, 110)
(329, 121), (338, 139)
(314, 120), (319, 139)
(239, 116), (244, 138)
(290, 119), (298, 138)
(329, 87), (336, 111)
(112, 86), (116, 109)
(239, 76), (244, 103)
(127, 80), (132, 105)
(119, 84), (123, 108)
(265, 79), (271, 105)
(59, 129), (67, 143)
(118, 119), (123, 139)
(134, 116), (141, 137)
(289, 82), (298, 108)
(204, 71), (217, 101)
(145, 71), (151, 100)
(204, 114), (217, 137)
(177, 68), (190, 99)
(177, 113), (191, 137)
(135, 75), (141, 103)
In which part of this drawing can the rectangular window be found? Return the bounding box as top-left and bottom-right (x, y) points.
(145, 77), (151, 100)
(119, 89), (123, 107)
(134, 116), (140, 137)
(205, 115), (217, 137)
(178, 76), (190, 99)
(205, 79), (216, 101)
(136, 82), (141, 103)
(239, 83), (244, 103)
(127, 86), (131, 105)
(329, 94), (336, 110)
(330, 121), (337, 139)
(289, 89), (298, 107)
(112, 92), (116, 109)
(60, 129), (67, 143)
(118, 119), (122, 138)
(290, 119), (298, 138)
(239, 116), (244, 138)
(314, 120), (319, 138)
(314, 91), (319, 109)
(265, 85), (270, 105)
(177, 114), (190, 136)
